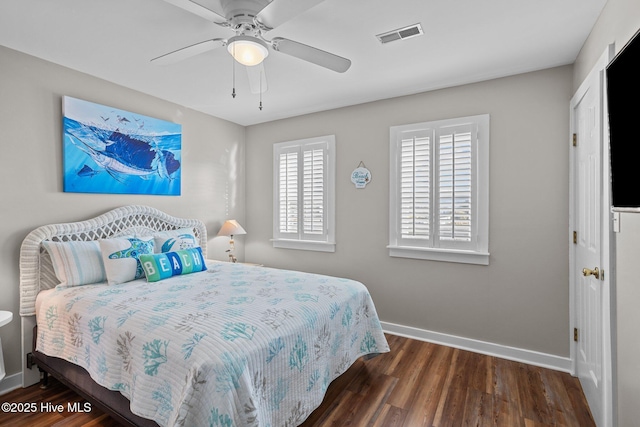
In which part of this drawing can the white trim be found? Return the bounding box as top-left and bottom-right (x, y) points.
(387, 245), (489, 265)
(600, 44), (616, 427)
(271, 239), (336, 252)
(381, 321), (572, 373)
(0, 372), (22, 396)
(611, 207), (640, 213)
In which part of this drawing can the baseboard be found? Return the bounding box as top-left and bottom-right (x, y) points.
(0, 372), (23, 396)
(381, 321), (572, 373)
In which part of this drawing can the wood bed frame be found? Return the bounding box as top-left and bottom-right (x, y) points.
(19, 205), (208, 426)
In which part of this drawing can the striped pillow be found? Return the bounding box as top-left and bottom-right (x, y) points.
(43, 240), (106, 287)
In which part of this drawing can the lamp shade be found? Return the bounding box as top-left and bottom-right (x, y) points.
(227, 36), (269, 66)
(217, 220), (246, 237)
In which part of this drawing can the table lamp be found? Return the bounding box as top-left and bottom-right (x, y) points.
(217, 220), (246, 262)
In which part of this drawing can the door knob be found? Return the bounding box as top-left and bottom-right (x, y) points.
(582, 267), (600, 279)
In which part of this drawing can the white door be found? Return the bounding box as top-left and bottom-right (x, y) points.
(574, 73), (603, 424)
(570, 47), (613, 427)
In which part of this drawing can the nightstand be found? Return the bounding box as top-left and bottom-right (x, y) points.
(0, 310), (13, 382)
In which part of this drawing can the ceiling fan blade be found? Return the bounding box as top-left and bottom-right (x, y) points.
(255, 0), (326, 30)
(246, 63), (268, 94)
(272, 37), (351, 73)
(151, 38), (226, 65)
(162, 0), (226, 22)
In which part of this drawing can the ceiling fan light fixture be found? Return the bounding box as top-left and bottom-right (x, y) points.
(227, 36), (269, 66)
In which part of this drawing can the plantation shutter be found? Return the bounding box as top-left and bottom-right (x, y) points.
(438, 125), (473, 243)
(400, 131), (431, 240)
(303, 147), (325, 235)
(278, 150), (298, 234)
(274, 136), (334, 248)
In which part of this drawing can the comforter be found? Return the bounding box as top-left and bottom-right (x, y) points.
(36, 262), (390, 426)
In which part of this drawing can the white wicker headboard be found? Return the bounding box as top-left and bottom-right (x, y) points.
(19, 205), (207, 316)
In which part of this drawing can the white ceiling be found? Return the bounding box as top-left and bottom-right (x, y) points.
(0, 0), (607, 126)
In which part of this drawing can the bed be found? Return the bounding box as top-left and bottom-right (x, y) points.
(19, 205), (390, 426)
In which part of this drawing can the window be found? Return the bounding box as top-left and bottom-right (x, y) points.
(273, 135), (335, 252)
(389, 115), (489, 264)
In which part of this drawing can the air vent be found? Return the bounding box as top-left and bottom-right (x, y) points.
(376, 23), (424, 44)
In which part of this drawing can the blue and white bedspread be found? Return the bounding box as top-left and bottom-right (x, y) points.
(36, 262), (390, 426)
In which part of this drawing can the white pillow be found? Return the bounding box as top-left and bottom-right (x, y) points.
(99, 236), (155, 285)
(42, 240), (106, 287)
(152, 228), (198, 253)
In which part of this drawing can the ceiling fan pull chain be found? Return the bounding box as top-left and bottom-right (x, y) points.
(259, 67), (263, 110)
(231, 44), (237, 98)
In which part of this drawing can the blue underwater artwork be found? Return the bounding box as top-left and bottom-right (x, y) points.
(63, 96), (182, 195)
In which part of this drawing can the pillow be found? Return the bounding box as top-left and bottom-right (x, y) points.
(99, 236), (155, 285)
(152, 228), (198, 253)
(42, 240), (106, 287)
(139, 247), (207, 282)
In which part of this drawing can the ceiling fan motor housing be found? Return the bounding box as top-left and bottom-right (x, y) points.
(219, 0), (270, 21)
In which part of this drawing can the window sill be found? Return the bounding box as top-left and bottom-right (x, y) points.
(272, 239), (336, 253)
(387, 245), (489, 265)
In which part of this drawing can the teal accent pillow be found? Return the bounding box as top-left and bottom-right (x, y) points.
(99, 236), (155, 285)
(139, 247), (207, 282)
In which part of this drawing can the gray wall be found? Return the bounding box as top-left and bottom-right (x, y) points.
(0, 45), (246, 380)
(245, 66), (573, 357)
(572, 0), (640, 424)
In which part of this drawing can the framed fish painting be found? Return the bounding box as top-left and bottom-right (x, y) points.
(62, 96), (182, 195)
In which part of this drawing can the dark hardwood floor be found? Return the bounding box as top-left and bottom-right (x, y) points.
(0, 334), (594, 427)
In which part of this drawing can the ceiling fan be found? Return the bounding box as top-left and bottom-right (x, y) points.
(152, 0), (351, 96)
